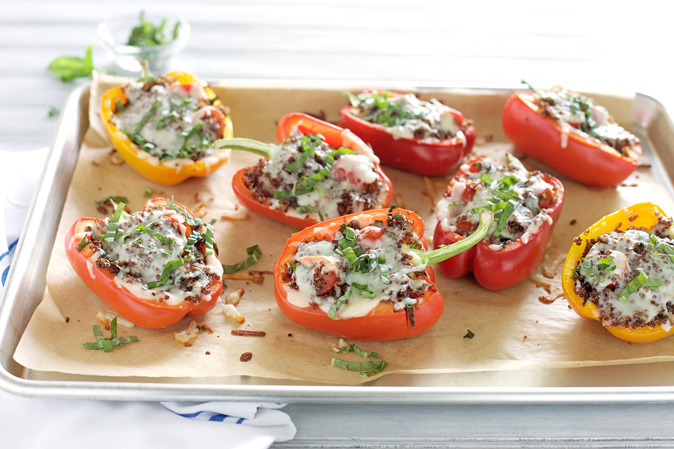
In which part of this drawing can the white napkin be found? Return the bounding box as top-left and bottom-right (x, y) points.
(0, 148), (296, 447)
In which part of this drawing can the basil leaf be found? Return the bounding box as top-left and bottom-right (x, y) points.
(330, 343), (388, 377)
(405, 303), (415, 328)
(650, 233), (674, 261)
(284, 134), (322, 172)
(165, 200), (204, 227)
(480, 173), (494, 185)
(76, 233), (91, 252)
(492, 200), (515, 238)
(332, 344), (382, 360)
(222, 245), (262, 274)
(137, 223), (174, 246)
(295, 206), (325, 221)
(619, 268), (663, 302)
(48, 45), (94, 82)
(274, 147), (353, 199)
(84, 317), (139, 352)
(328, 285), (353, 319)
(145, 256), (189, 289)
(95, 195), (129, 207)
(203, 225), (215, 256)
(575, 257), (616, 282)
(103, 202), (127, 243)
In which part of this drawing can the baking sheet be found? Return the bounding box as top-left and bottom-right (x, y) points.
(4, 76), (674, 400)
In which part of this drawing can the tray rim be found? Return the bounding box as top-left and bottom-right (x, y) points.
(3, 81), (674, 403)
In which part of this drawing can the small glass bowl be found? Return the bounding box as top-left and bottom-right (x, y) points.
(97, 13), (190, 73)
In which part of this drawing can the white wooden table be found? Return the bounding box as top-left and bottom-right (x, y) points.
(3, 0), (674, 446)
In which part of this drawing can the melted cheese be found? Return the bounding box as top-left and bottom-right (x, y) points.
(578, 229), (674, 327)
(288, 219), (430, 319)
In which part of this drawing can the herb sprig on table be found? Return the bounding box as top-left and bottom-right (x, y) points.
(48, 44), (95, 82)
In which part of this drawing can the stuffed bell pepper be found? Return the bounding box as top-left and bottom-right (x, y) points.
(562, 202), (674, 343)
(433, 154), (564, 291)
(273, 206), (493, 341)
(338, 90), (476, 176)
(65, 198), (223, 329)
(502, 84), (641, 187)
(101, 71), (234, 185)
(213, 113), (393, 228)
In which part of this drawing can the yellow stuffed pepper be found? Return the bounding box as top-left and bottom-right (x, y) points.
(101, 71), (234, 185)
(562, 202), (674, 343)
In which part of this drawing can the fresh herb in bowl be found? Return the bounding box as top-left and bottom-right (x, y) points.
(127, 11), (181, 47)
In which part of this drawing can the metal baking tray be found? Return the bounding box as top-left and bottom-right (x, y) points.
(3, 82), (674, 403)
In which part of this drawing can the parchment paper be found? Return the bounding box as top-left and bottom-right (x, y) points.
(13, 74), (674, 385)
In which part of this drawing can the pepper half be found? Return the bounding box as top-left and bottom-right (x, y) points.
(65, 198), (223, 329)
(502, 90), (641, 187)
(338, 90), (476, 176)
(217, 112), (394, 229)
(100, 71), (234, 185)
(273, 207), (493, 341)
(561, 202), (674, 343)
(432, 157), (565, 291)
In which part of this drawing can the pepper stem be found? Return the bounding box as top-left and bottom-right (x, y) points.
(211, 137), (275, 158)
(413, 209), (494, 266)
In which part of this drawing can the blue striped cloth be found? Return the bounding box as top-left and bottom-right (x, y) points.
(161, 401), (295, 440)
(0, 238), (17, 288)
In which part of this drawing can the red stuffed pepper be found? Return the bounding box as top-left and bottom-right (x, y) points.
(433, 154), (564, 291)
(502, 84), (641, 187)
(338, 90), (476, 176)
(273, 206), (493, 341)
(65, 198), (223, 329)
(213, 113), (393, 228)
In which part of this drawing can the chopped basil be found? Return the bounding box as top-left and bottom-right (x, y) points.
(115, 98), (126, 113)
(144, 188), (153, 197)
(295, 206), (325, 221)
(346, 91), (416, 128)
(619, 268), (663, 302)
(447, 200), (466, 206)
(222, 245), (262, 274)
(165, 200), (204, 227)
(328, 285), (353, 319)
(283, 134), (322, 172)
(405, 303), (415, 328)
(48, 106), (60, 119)
(145, 256), (189, 289)
(274, 147), (353, 199)
(95, 195), (130, 207)
(573, 257), (616, 282)
(332, 343), (382, 360)
(479, 173), (494, 185)
(649, 233), (674, 261)
(135, 101), (160, 134)
(331, 343), (388, 377)
(137, 223), (174, 246)
(103, 202), (128, 243)
(203, 225), (215, 256)
(76, 234), (90, 252)
(84, 317), (139, 352)
(492, 200), (515, 238)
